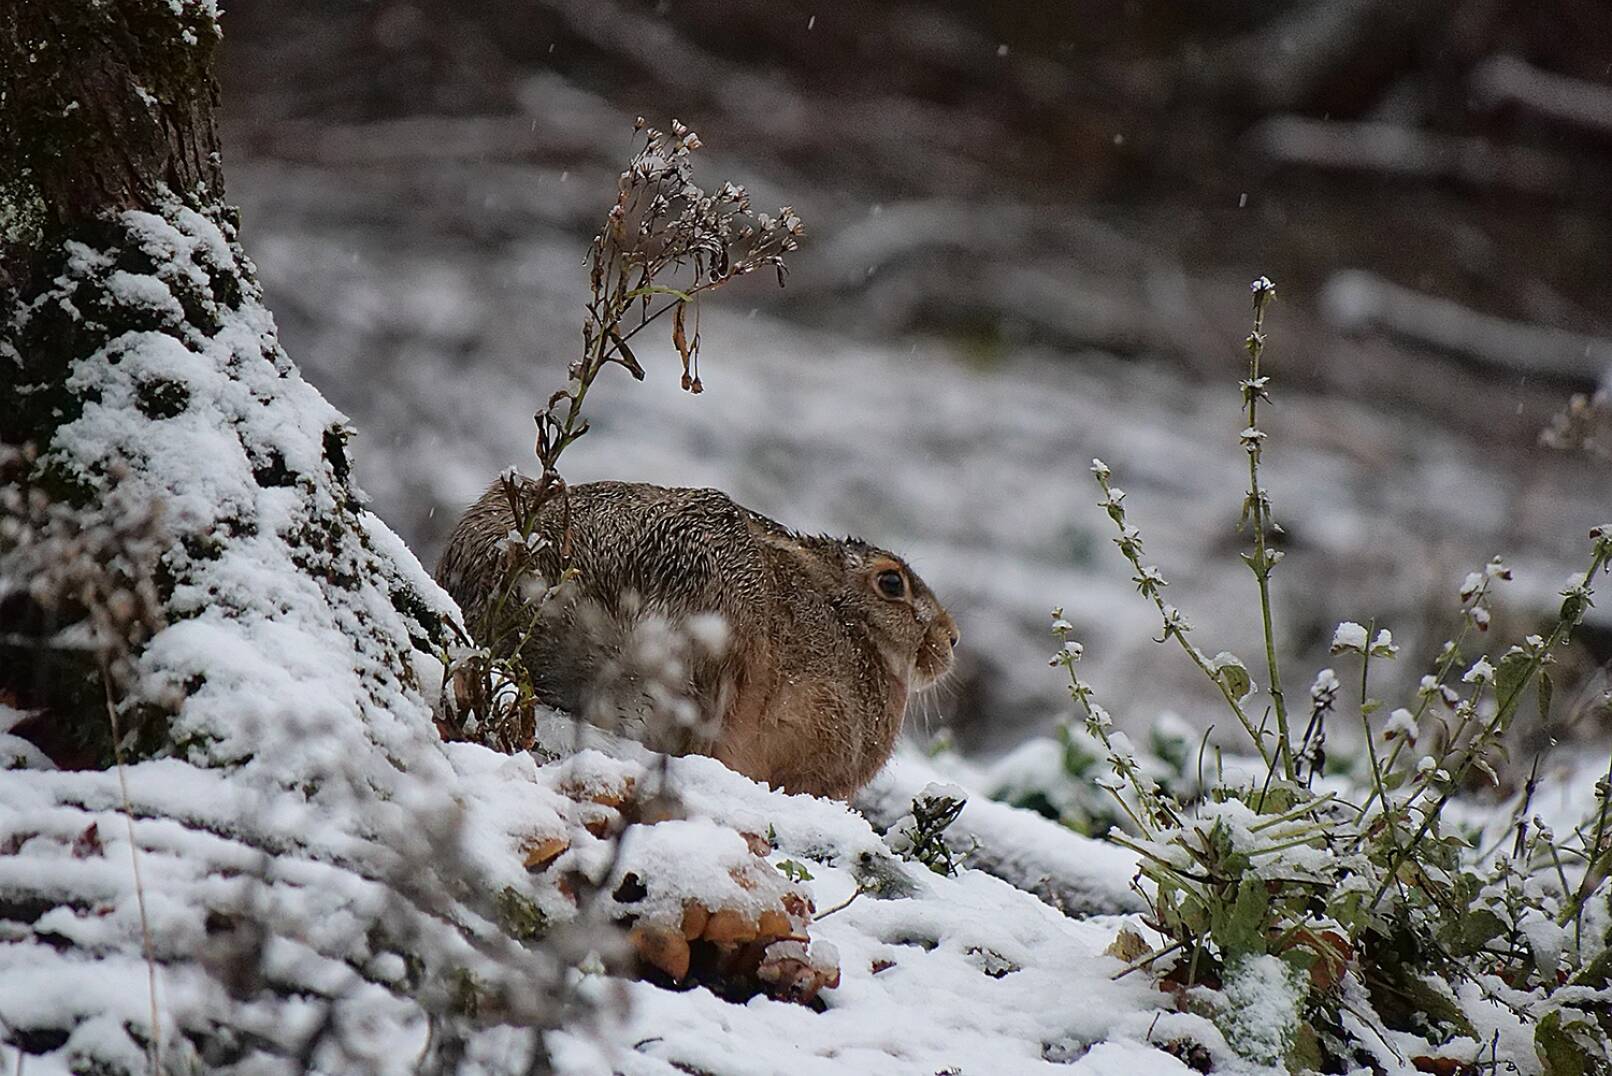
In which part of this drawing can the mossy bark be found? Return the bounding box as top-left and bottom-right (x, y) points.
(0, 0), (223, 244)
(2, 0), (226, 426)
(0, 1), (446, 762)
(0, 9), (475, 1069)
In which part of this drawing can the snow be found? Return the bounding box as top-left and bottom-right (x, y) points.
(1215, 955), (1305, 1068)
(8, 617), (1184, 1073)
(538, 738), (1184, 1075)
(574, 872), (1174, 1075)
(2, 198), (493, 1069)
(863, 751), (1144, 917)
(1330, 621), (1368, 653)
(1383, 707), (1419, 741)
(1309, 667), (1340, 703)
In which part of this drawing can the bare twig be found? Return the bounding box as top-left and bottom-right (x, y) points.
(1241, 278), (1293, 781)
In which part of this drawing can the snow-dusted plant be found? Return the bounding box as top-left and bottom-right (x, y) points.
(439, 120), (804, 749)
(971, 691), (1199, 838)
(1540, 383), (1611, 459)
(1055, 278), (1612, 1072)
(887, 782), (974, 876)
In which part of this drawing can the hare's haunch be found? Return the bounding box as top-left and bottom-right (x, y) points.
(436, 479), (958, 798)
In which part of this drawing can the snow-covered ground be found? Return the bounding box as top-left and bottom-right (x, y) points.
(13, 688), (1610, 1074)
(546, 743), (1182, 1076)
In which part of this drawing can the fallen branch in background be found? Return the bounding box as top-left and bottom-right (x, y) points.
(236, 114), (600, 167)
(1472, 55), (1612, 141)
(856, 754), (1145, 918)
(1202, 0), (1455, 110)
(1321, 268), (1612, 383)
(1246, 116), (1576, 196)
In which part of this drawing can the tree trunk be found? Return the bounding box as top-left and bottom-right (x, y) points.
(0, 5), (545, 1071)
(1, 1), (223, 237)
(1, 0), (446, 760)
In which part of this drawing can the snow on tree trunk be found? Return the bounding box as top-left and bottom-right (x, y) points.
(0, 4), (558, 1071)
(1, 0), (447, 773)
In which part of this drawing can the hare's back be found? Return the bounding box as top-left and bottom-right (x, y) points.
(559, 482), (770, 613)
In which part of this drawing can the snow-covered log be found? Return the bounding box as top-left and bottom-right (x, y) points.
(1320, 269), (1612, 383)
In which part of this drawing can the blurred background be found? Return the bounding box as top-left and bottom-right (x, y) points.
(221, 0), (1611, 763)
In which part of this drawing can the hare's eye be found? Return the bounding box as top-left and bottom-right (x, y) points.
(876, 569), (906, 600)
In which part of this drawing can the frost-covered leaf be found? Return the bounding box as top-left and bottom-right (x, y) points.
(1383, 708), (1418, 742)
(1462, 657), (1496, 685)
(1214, 954), (1305, 1068)
(1368, 629), (1399, 658)
(1536, 1007), (1609, 1076)
(1210, 652), (1254, 703)
(1330, 621), (1368, 654)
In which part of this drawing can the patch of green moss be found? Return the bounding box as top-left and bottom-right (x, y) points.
(250, 450), (297, 489)
(181, 530), (227, 563)
(448, 968), (488, 1019)
(390, 583), (447, 651)
(2, 3), (222, 232)
(323, 424), (353, 489)
(494, 886), (549, 942)
(287, 515), (363, 592)
(30, 457), (98, 510)
(118, 702), (178, 766)
(135, 376), (190, 419)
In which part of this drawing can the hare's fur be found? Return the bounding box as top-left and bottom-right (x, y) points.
(436, 479), (957, 798)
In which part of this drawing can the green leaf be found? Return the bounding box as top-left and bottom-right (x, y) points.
(1213, 656), (1253, 702)
(1539, 670), (1555, 725)
(1496, 648), (1535, 707)
(1209, 876), (1271, 959)
(621, 283), (694, 303)
(1285, 1022), (1325, 1075)
(494, 886), (549, 941)
(1560, 587), (1592, 628)
(776, 858), (814, 882)
(1365, 970), (1475, 1042)
(1252, 782), (1303, 816)
(1535, 1008), (1608, 1076)
(1443, 907), (1507, 957)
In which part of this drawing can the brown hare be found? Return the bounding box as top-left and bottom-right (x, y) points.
(436, 479), (958, 799)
